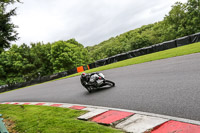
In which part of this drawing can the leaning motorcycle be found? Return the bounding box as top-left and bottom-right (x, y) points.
(80, 73), (115, 93)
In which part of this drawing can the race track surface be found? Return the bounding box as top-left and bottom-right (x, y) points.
(0, 53), (200, 121)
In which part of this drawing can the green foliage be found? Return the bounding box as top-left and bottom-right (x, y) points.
(0, 39), (90, 85)
(65, 38), (84, 47)
(128, 33), (153, 50)
(0, 48), (24, 85)
(51, 41), (77, 72)
(162, 0), (200, 40)
(50, 40), (89, 73)
(30, 42), (53, 76)
(0, 0), (20, 53)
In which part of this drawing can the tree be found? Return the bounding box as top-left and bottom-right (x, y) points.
(0, 0), (20, 53)
(0, 46), (25, 86)
(51, 41), (89, 73)
(163, 0), (200, 40)
(65, 38), (84, 48)
(30, 42), (53, 77)
(184, 0), (200, 34)
(128, 33), (152, 50)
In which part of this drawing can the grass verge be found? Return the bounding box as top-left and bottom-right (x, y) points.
(61, 42), (200, 79)
(0, 104), (122, 133)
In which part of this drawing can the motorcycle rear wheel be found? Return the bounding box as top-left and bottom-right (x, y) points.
(103, 80), (115, 87)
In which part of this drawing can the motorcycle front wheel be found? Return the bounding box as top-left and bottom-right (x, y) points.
(86, 86), (94, 93)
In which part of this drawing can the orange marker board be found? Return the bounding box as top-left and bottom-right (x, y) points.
(77, 66), (84, 73)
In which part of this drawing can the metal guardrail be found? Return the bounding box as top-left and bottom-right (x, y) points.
(0, 114), (9, 133)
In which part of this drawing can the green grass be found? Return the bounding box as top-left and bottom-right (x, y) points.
(60, 42), (200, 79)
(0, 104), (122, 133)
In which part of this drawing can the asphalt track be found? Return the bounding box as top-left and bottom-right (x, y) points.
(0, 53), (200, 121)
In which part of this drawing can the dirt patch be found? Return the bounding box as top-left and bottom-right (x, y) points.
(3, 118), (18, 133)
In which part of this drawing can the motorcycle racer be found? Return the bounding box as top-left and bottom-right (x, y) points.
(80, 72), (115, 93)
(80, 72), (101, 87)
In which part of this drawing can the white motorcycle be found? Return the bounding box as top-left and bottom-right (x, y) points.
(80, 73), (115, 93)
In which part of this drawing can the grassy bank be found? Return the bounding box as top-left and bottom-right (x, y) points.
(62, 42), (200, 79)
(0, 104), (122, 133)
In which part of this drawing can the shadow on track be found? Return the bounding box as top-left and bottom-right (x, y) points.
(83, 86), (114, 95)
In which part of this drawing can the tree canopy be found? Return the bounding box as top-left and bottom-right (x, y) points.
(0, 39), (90, 86)
(0, 0), (20, 53)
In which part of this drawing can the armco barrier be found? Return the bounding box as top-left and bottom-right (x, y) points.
(190, 32), (200, 43)
(104, 58), (110, 65)
(133, 49), (142, 57)
(88, 63), (96, 69)
(30, 78), (41, 85)
(145, 45), (154, 54)
(108, 56), (117, 64)
(40, 75), (50, 82)
(49, 73), (60, 80)
(105, 58), (111, 65)
(152, 43), (163, 52)
(95, 58), (108, 67)
(162, 40), (177, 50)
(67, 68), (77, 75)
(115, 53), (130, 62)
(176, 36), (191, 47)
(126, 50), (136, 58)
(139, 47), (148, 55)
(58, 71), (68, 77)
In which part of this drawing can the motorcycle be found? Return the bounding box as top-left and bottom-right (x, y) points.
(80, 73), (115, 93)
